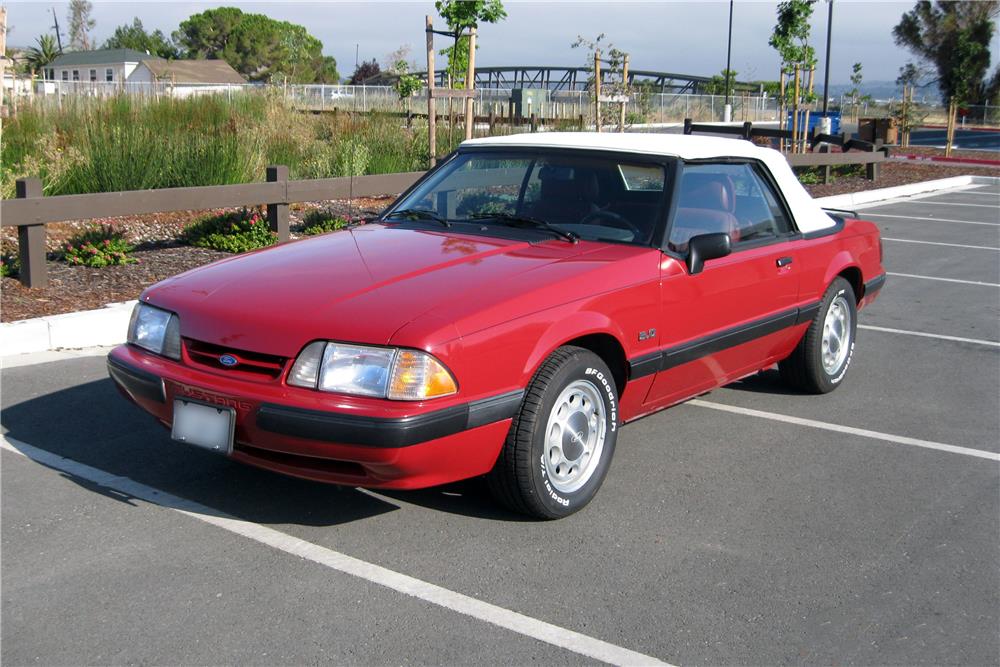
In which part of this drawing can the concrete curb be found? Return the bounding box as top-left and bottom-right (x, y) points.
(2, 176), (997, 358)
(816, 175), (999, 210)
(2, 300), (135, 357)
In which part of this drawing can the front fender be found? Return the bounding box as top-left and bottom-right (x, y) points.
(520, 310), (629, 383)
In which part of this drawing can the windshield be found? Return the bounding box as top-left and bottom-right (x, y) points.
(386, 151), (669, 245)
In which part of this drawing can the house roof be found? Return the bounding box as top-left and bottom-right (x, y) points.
(50, 48), (155, 68)
(138, 59), (246, 84)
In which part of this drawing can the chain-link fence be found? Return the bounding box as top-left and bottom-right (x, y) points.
(12, 79), (996, 127)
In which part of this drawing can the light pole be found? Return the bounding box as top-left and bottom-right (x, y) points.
(822, 0), (833, 116)
(724, 0), (734, 121)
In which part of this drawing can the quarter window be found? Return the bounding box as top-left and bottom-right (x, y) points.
(669, 162), (792, 252)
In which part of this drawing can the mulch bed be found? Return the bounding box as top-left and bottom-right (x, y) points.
(3, 156), (998, 323)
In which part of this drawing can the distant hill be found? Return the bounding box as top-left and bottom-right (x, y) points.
(826, 80), (941, 104)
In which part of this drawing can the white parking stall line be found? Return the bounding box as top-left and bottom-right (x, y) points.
(886, 272), (1000, 287)
(858, 324), (1000, 348)
(864, 213), (999, 226)
(882, 237), (1000, 251)
(946, 191), (1000, 198)
(688, 400), (1000, 462)
(886, 201), (1000, 209)
(0, 435), (673, 667)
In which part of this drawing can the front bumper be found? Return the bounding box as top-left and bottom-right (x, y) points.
(107, 346), (522, 489)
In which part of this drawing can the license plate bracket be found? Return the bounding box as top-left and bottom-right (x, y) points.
(171, 399), (235, 455)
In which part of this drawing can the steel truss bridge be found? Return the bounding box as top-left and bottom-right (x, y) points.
(369, 66), (758, 94)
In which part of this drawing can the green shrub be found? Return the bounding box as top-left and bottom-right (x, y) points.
(62, 225), (136, 267)
(301, 209), (350, 235)
(0, 252), (18, 278)
(182, 208), (277, 253)
(796, 168), (822, 185)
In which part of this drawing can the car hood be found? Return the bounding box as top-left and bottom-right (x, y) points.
(145, 224), (600, 356)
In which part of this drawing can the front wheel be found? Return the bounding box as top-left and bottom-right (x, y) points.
(780, 277), (858, 394)
(487, 346), (619, 519)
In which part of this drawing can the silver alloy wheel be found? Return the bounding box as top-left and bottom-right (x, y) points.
(821, 294), (852, 375)
(543, 379), (607, 494)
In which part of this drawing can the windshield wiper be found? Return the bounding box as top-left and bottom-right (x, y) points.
(384, 208), (451, 228)
(468, 212), (578, 243)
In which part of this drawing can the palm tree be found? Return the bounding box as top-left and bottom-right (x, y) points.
(25, 35), (61, 79)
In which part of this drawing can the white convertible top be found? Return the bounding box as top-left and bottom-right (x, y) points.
(462, 132), (836, 233)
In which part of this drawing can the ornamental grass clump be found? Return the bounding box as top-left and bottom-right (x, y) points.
(301, 209), (351, 236)
(182, 208), (277, 253)
(62, 225), (136, 267)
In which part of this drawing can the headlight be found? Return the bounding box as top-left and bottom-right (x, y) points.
(288, 342), (457, 400)
(127, 303), (181, 360)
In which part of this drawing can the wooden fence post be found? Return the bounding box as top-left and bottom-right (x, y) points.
(15, 178), (47, 288)
(266, 166), (289, 242)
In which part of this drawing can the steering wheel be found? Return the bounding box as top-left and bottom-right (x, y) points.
(578, 210), (642, 237)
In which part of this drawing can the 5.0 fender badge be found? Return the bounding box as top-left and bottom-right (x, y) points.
(638, 328), (657, 341)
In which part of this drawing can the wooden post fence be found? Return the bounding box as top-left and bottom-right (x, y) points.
(16, 178), (46, 288)
(3, 169), (425, 289)
(266, 165), (289, 242)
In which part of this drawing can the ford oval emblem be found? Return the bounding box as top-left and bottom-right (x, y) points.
(219, 354), (239, 367)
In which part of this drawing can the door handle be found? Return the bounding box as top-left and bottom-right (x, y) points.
(776, 256), (793, 268)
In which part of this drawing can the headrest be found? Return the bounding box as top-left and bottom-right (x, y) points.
(679, 173), (735, 213)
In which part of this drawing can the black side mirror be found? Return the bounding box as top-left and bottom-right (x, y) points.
(686, 232), (731, 274)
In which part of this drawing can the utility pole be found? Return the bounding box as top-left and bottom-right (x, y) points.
(52, 7), (63, 52)
(822, 0), (833, 115)
(724, 0), (734, 121)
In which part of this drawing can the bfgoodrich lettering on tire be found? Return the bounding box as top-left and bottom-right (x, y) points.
(780, 276), (858, 394)
(487, 346), (619, 519)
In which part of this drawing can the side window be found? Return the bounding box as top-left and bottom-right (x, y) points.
(668, 163), (741, 252)
(106, 68), (114, 82)
(72, 70), (79, 81)
(668, 162), (792, 252)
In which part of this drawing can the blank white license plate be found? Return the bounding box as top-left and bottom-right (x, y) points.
(171, 399), (234, 454)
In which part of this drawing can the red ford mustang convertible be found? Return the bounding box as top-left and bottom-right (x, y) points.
(108, 133), (885, 518)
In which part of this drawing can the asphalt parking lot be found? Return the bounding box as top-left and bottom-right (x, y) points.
(3, 182), (998, 666)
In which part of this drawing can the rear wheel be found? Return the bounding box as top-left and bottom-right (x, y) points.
(487, 346), (619, 519)
(780, 277), (857, 394)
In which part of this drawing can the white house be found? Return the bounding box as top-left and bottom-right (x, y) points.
(47, 48), (157, 83)
(126, 58), (246, 96)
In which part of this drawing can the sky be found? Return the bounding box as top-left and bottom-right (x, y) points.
(4, 1), (998, 86)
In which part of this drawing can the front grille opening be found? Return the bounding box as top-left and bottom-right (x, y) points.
(184, 338), (286, 382)
(235, 443), (367, 479)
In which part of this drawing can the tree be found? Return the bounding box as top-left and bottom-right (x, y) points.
(434, 0), (507, 88)
(769, 0), (817, 72)
(174, 7), (338, 83)
(893, 1), (998, 105)
(438, 35), (472, 87)
(103, 18), (179, 59)
(349, 59), (380, 84)
(25, 34), (60, 77)
(848, 62), (863, 100)
(67, 0), (95, 51)
(704, 69), (739, 95)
